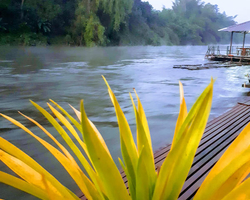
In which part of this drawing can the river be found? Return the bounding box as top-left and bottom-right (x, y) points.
(0, 46), (249, 199)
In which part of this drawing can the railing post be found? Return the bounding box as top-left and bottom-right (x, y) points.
(229, 32), (234, 54)
(243, 31), (246, 48)
(217, 46), (220, 55)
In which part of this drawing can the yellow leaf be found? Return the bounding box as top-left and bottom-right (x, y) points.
(30, 101), (83, 160)
(69, 104), (81, 121)
(18, 112), (75, 162)
(0, 136), (76, 200)
(30, 101), (100, 180)
(207, 160), (250, 199)
(19, 111), (106, 198)
(49, 99), (82, 132)
(171, 81), (188, 150)
(0, 149), (62, 197)
(46, 103), (107, 198)
(222, 178), (250, 200)
(81, 100), (130, 200)
(42, 174), (55, 200)
(194, 121), (250, 200)
(0, 171), (49, 200)
(69, 104), (111, 157)
(0, 114), (100, 200)
(153, 79), (214, 200)
(47, 103), (89, 158)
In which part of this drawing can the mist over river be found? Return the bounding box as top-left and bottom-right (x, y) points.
(0, 46), (249, 199)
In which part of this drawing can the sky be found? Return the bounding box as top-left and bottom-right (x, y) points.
(143, 0), (249, 23)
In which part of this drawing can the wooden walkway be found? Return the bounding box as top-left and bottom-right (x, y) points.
(80, 100), (250, 200)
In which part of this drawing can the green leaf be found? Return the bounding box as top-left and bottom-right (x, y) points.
(80, 100), (130, 200)
(133, 97), (156, 197)
(134, 90), (152, 150)
(103, 76), (138, 198)
(153, 79), (214, 200)
(136, 146), (150, 200)
(171, 81), (188, 150)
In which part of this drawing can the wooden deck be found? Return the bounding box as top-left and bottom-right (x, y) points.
(79, 100), (250, 200)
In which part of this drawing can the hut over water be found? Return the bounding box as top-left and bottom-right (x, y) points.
(206, 21), (250, 63)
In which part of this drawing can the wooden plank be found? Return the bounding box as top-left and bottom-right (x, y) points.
(204, 104), (242, 130)
(152, 105), (248, 169)
(238, 99), (250, 106)
(205, 104), (240, 127)
(189, 113), (250, 176)
(196, 105), (249, 152)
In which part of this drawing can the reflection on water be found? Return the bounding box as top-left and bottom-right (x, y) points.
(0, 46), (250, 199)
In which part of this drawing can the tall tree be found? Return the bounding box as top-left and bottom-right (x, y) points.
(73, 0), (105, 46)
(101, 0), (133, 31)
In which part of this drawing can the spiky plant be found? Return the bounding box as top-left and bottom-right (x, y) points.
(0, 77), (250, 200)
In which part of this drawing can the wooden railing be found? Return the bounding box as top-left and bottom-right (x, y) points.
(206, 46), (250, 57)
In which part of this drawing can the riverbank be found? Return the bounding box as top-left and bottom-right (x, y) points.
(0, 35), (235, 47)
(0, 34), (66, 46)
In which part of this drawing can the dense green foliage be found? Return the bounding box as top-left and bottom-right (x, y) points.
(0, 0), (238, 46)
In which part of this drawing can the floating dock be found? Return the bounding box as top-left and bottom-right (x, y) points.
(173, 61), (248, 70)
(79, 100), (250, 200)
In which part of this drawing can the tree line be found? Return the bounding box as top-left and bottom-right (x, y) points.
(0, 0), (238, 46)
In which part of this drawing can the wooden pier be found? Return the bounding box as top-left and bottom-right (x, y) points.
(205, 46), (250, 64)
(206, 21), (250, 63)
(79, 99), (250, 200)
